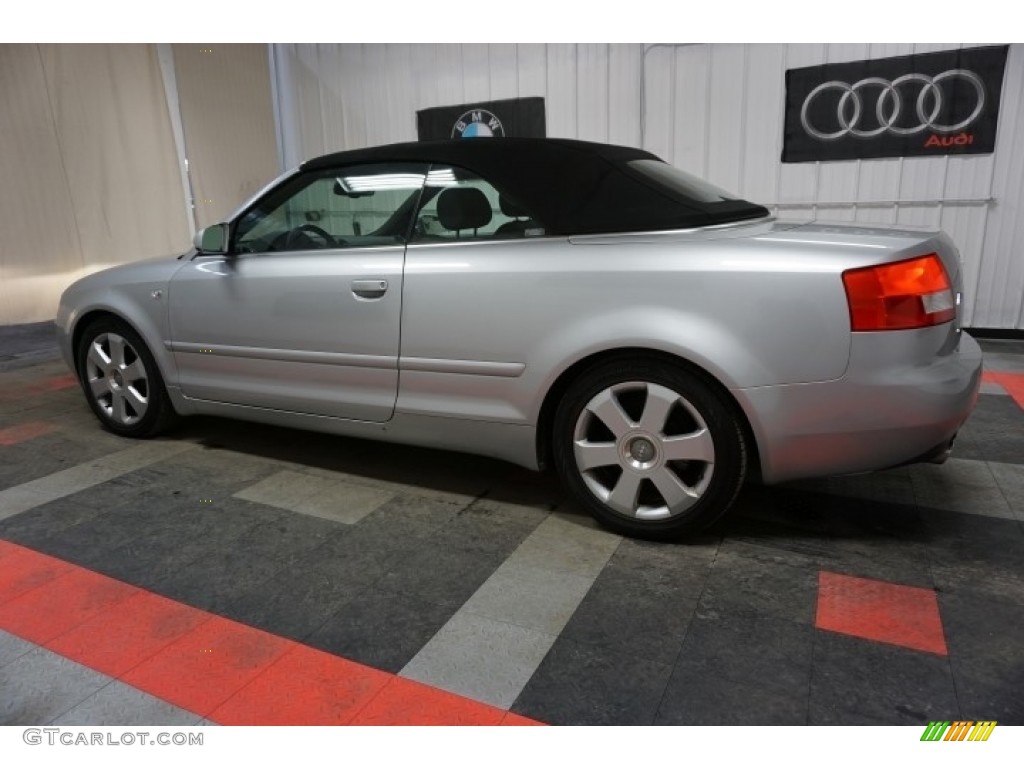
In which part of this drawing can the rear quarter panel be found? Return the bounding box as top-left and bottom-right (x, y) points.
(397, 221), (858, 426)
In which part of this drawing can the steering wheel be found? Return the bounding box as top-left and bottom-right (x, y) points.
(291, 223), (339, 247)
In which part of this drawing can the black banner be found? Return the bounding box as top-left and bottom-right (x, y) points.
(782, 46), (1008, 163)
(416, 97), (546, 141)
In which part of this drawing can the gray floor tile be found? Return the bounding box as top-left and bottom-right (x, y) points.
(506, 513), (621, 578)
(0, 649), (111, 725)
(460, 560), (595, 634)
(233, 469), (338, 510)
(401, 613), (557, 709)
(51, 679), (203, 726)
(0, 630), (36, 669)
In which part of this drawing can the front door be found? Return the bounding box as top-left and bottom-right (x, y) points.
(168, 162), (428, 422)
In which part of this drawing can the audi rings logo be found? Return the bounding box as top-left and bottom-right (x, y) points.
(800, 70), (986, 141)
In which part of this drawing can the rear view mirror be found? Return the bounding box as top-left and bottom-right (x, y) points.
(194, 223), (229, 254)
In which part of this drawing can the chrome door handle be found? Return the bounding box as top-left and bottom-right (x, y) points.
(352, 279), (388, 299)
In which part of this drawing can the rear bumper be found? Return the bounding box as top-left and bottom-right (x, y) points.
(738, 330), (983, 483)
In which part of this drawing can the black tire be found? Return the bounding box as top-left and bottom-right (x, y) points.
(552, 356), (747, 540)
(75, 317), (178, 438)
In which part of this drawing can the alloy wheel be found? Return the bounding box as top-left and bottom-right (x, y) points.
(84, 332), (150, 426)
(572, 381), (715, 520)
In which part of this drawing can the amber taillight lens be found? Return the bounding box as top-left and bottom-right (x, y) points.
(842, 254), (956, 331)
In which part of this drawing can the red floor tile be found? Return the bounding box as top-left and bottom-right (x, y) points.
(816, 571), (947, 655)
(350, 677), (507, 725)
(0, 568), (139, 644)
(210, 645), (392, 725)
(121, 615), (296, 715)
(0, 545), (75, 605)
(47, 590), (213, 677)
(0, 421), (57, 446)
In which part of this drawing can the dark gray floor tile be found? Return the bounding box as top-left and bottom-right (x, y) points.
(559, 560), (699, 667)
(939, 590), (1024, 710)
(697, 548), (820, 624)
(809, 631), (960, 725)
(306, 588), (455, 673)
(374, 543), (504, 608)
(656, 668), (808, 725)
(356, 494), (469, 540)
(511, 636), (672, 725)
(954, 395), (1024, 465)
(226, 565), (366, 642)
(421, 501), (543, 558)
(671, 611), (815, 696)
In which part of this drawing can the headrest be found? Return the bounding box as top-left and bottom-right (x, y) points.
(499, 194), (527, 218)
(437, 187), (492, 232)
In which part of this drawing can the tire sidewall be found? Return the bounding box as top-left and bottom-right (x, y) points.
(553, 358), (746, 540)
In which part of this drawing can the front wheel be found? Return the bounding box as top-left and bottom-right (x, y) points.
(76, 318), (177, 438)
(552, 358), (747, 540)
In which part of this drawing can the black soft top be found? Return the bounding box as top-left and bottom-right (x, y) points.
(301, 138), (769, 236)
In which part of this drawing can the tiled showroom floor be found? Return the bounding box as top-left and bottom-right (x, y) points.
(1, 324), (1022, 726)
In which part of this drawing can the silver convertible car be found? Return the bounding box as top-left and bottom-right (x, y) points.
(56, 138), (982, 539)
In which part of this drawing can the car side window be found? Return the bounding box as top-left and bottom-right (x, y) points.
(411, 165), (546, 242)
(233, 162), (429, 254)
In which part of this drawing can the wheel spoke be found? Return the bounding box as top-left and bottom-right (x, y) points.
(662, 429), (715, 462)
(124, 385), (148, 415)
(122, 358), (146, 383)
(607, 471), (643, 516)
(587, 389), (634, 438)
(111, 391), (129, 423)
(89, 376), (111, 399)
(88, 342), (111, 369)
(650, 467), (699, 512)
(574, 440), (620, 471)
(109, 334), (126, 367)
(638, 383), (678, 434)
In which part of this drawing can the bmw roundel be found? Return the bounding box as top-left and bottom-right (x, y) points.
(452, 108), (504, 138)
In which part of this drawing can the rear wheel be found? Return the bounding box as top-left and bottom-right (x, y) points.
(552, 357), (747, 539)
(76, 318), (177, 437)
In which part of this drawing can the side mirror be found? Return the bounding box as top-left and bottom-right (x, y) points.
(193, 223), (229, 254)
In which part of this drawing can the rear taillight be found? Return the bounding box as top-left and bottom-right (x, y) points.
(841, 253), (956, 331)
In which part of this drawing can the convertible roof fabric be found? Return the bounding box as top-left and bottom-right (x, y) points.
(302, 138), (769, 236)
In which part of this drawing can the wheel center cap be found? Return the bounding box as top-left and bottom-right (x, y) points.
(108, 369), (124, 389)
(629, 437), (656, 462)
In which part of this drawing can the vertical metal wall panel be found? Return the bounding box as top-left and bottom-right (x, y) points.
(741, 44), (787, 204)
(488, 44), (519, 100)
(669, 46), (710, 176)
(608, 44), (642, 148)
(978, 42), (1024, 328)
(271, 42), (1024, 329)
(545, 44), (578, 138)
(776, 44), (827, 210)
(641, 46), (674, 165)
(516, 44), (547, 99)
(576, 44), (610, 143)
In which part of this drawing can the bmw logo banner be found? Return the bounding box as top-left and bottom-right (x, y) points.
(782, 45), (1008, 163)
(416, 97), (546, 141)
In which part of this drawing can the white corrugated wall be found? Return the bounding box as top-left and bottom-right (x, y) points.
(271, 43), (1024, 330)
